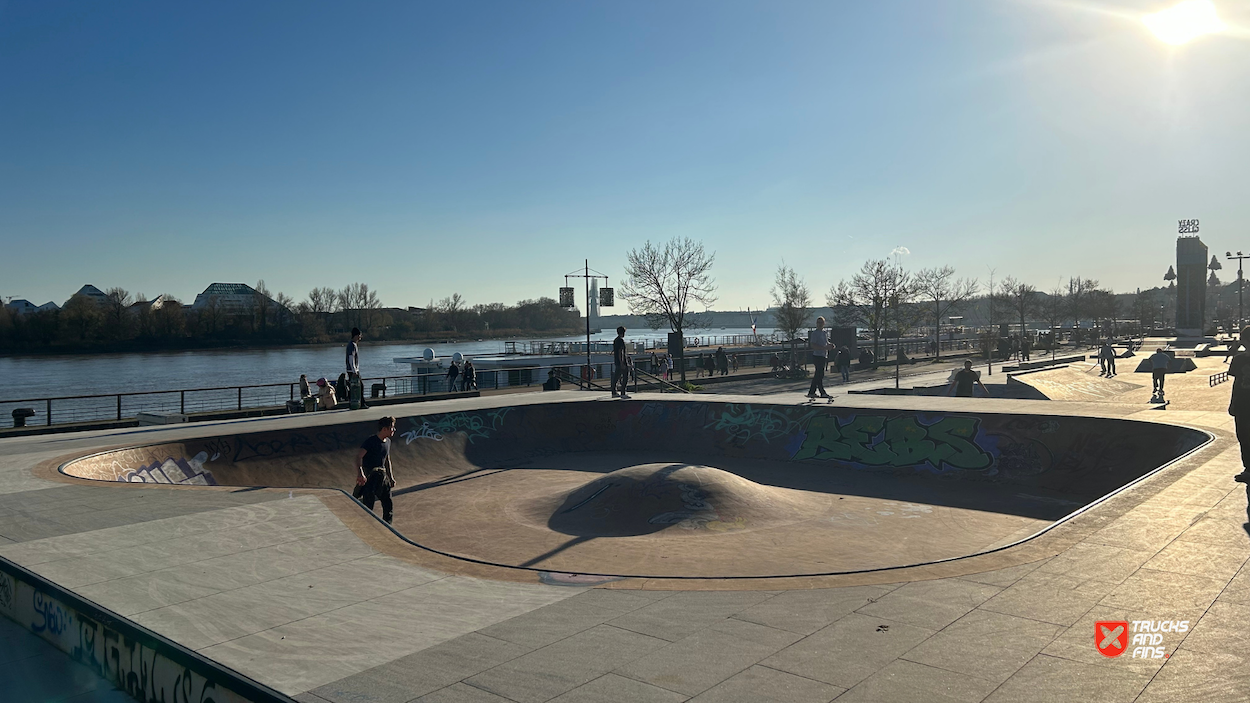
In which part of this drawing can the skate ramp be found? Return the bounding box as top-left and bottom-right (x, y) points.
(1012, 367), (1146, 402)
(62, 400), (1211, 578)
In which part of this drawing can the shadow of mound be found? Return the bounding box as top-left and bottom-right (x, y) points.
(544, 463), (828, 537)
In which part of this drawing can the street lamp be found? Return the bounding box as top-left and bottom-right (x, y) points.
(559, 260), (613, 383)
(1226, 251), (1248, 334)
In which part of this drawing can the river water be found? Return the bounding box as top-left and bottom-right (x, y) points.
(1, 327), (774, 400)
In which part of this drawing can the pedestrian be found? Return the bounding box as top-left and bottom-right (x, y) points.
(1021, 337), (1032, 362)
(354, 416), (397, 523)
(1149, 347), (1171, 397)
(650, 351), (659, 372)
(666, 354), (674, 381)
(807, 317), (831, 399)
(462, 359), (477, 390)
(948, 360), (990, 397)
(1226, 328), (1250, 482)
(611, 326), (631, 399)
(347, 328), (369, 409)
(731, 354), (739, 372)
(1100, 341), (1117, 377)
(316, 377), (338, 410)
(836, 345), (852, 382)
(446, 360), (460, 392)
(716, 346), (729, 376)
(299, 374), (311, 398)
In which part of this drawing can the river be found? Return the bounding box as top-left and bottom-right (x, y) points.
(1, 327), (775, 400)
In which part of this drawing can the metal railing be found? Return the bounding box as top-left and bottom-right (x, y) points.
(0, 366), (556, 428)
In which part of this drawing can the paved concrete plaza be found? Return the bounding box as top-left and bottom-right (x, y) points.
(2, 356), (1249, 702)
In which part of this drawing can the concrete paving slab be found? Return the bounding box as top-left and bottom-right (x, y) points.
(854, 578), (1002, 631)
(833, 659), (996, 703)
(900, 610), (1062, 684)
(685, 665), (841, 703)
(606, 591), (776, 642)
(729, 585), (898, 635)
(982, 654), (1151, 702)
(615, 617), (801, 696)
(549, 673), (689, 703)
(1136, 648), (1250, 702)
(760, 613), (935, 689)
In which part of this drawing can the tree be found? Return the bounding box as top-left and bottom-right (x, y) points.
(620, 237), (717, 381)
(828, 259), (910, 359)
(104, 287), (133, 339)
(253, 280), (273, 335)
(1066, 276), (1099, 343)
(1088, 288), (1119, 338)
(307, 287), (338, 314)
(1040, 287), (1066, 360)
(999, 276), (1037, 360)
(771, 264), (811, 341)
(61, 294), (101, 342)
(913, 266), (977, 359)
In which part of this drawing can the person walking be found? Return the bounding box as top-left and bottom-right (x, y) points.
(948, 360), (990, 397)
(1100, 341), (1117, 377)
(836, 345), (852, 382)
(1226, 328), (1250, 482)
(462, 359), (477, 390)
(1021, 337), (1031, 362)
(354, 416), (397, 523)
(611, 326), (631, 399)
(807, 317), (831, 399)
(650, 351), (659, 373)
(452, 357), (467, 390)
(1149, 348), (1171, 397)
(346, 328), (369, 409)
(666, 353), (674, 381)
(716, 346), (729, 376)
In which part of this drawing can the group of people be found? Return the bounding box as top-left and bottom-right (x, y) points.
(693, 348), (735, 378)
(648, 351), (677, 380)
(296, 327), (371, 411)
(445, 358), (477, 392)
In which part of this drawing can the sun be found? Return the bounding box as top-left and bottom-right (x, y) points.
(1143, 0), (1226, 45)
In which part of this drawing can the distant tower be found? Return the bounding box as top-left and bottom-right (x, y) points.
(588, 279), (600, 331)
(1176, 236), (1208, 336)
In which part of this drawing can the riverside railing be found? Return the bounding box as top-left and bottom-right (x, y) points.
(0, 366), (553, 429)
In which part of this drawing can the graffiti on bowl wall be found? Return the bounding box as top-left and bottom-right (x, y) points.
(115, 451), (218, 485)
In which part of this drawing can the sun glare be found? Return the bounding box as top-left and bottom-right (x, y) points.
(1143, 0), (1225, 45)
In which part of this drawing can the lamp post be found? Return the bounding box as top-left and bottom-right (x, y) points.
(1226, 251), (1248, 334)
(559, 260), (612, 383)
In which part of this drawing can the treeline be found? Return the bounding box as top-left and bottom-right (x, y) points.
(0, 282), (583, 354)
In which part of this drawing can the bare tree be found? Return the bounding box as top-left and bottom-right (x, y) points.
(913, 266), (977, 359)
(771, 264), (811, 341)
(61, 294), (101, 341)
(104, 287), (132, 339)
(828, 259), (910, 360)
(620, 237), (717, 381)
(999, 276), (1038, 360)
(1066, 276), (1099, 344)
(273, 292), (295, 330)
(1088, 288), (1119, 339)
(254, 280), (273, 334)
(307, 287), (338, 314)
(1040, 287), (1066, 360)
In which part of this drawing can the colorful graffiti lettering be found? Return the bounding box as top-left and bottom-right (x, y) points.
(792, 414), (994, 472)
(705, 404), (818, 444)
(413, 407), (512, 444)
(401, 421), (445, 444)
(115, 452), (218, 485)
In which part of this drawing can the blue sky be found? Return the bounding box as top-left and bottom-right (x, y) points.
(2, 1), (1248, 311)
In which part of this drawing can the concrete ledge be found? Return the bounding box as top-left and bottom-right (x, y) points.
(0, 555), (294, 703)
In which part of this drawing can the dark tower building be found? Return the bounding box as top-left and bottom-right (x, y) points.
(1176, 236), (1207, 335)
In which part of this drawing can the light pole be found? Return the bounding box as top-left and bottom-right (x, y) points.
(559, 261), (612, 383)
(1226, 251), (1248, 334)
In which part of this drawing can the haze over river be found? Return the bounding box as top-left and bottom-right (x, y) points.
(1, 327), (774, 400)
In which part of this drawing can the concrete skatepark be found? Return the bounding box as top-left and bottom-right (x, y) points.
(4, 356), (1250, 702)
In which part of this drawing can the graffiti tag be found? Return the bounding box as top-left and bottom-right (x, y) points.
(792, 415), (993, 472)
(411, 407), (512, 444)
(705, 404), (818, 444)
(32, 591), (72, 635)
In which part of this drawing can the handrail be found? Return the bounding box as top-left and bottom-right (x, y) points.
(551, 367), (610, 392)
(632, 367), (691, 393)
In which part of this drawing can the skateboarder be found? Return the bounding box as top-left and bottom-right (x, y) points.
(948, 360), (990, 398)
(1099, 341), (1117, 377)
(354, 416), (397, 523)
(1229, 328), (1250, 482)
(346, 328), (369, 409)
(612, 326), (631, 399)
(1148, 348), (1171, 397)
(807, 317), (831, 399)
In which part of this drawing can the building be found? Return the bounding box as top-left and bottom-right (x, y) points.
(192, 283), (276, 314)
(4, 299), (59, 316)
(1176, 236), (1207, 336)
(127, 295), (170, 315)
(67, 284), (108, 307)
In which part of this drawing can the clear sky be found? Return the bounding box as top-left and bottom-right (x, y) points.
(2, 1), (1248, 311)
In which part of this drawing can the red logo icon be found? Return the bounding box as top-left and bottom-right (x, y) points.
(1096, 621), (1129, 657)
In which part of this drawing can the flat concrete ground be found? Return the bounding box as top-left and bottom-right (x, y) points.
(2, 364), (1250, 702)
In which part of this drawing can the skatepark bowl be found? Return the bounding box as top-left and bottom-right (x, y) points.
(60, 400), (1212, 580)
